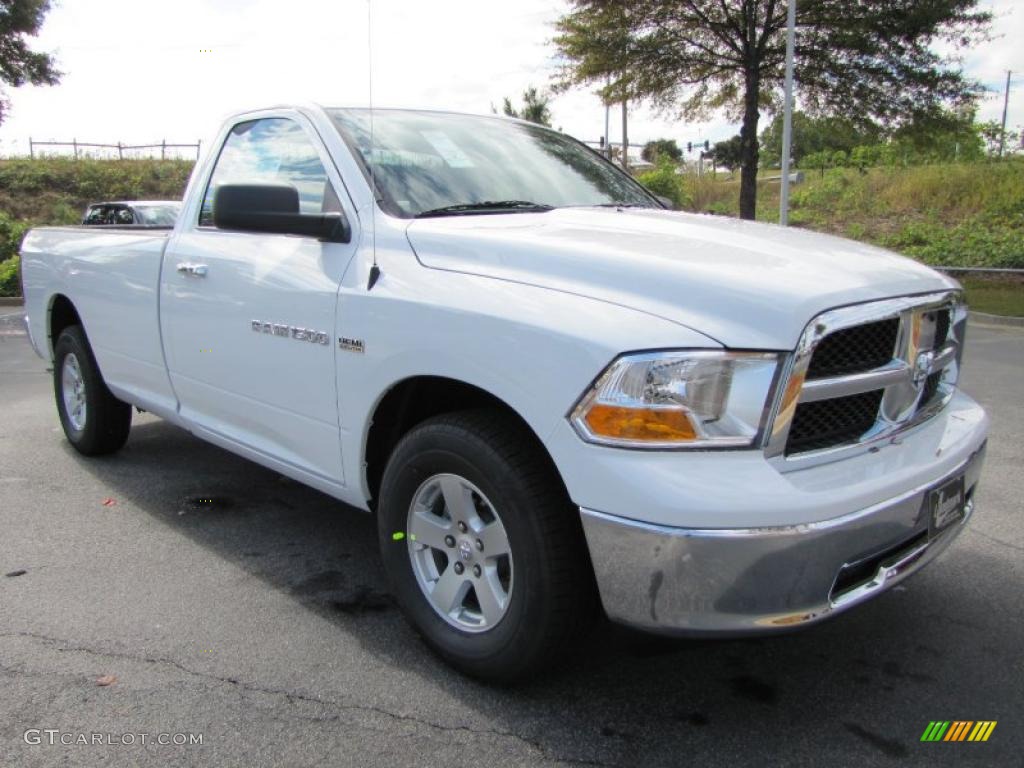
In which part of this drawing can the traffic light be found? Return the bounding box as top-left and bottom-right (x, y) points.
(704, 140), (710, 151)
(687, 142), (692, 153)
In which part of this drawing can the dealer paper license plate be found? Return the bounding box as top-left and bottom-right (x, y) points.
(929, 474), (966, 535)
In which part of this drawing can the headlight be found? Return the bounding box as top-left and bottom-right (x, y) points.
(570, 351), (783, 449)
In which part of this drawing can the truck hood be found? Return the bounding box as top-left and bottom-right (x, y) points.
(405, 208), (956, 349)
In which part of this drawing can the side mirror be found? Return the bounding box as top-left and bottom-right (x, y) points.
(213, 184), (351, 243)
(655, 195), (677, 211)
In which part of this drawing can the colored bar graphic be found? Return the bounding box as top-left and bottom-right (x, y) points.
(968, 722), (997, 742)
(921, 721), (950, 741)
(945, 721), (972, 741)
(921, 721), (996, 742)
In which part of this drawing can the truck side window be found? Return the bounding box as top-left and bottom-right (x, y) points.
(199, 118), (336, 227)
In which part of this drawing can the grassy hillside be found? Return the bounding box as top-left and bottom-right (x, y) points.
(0, 157), (193, 225)
(681, 159), (1024, 270)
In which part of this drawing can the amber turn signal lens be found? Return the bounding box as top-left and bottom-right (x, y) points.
(584, 404), (697, 442)
(775, 370), (805, 425)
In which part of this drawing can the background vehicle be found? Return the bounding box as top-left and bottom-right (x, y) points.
(82, 200), (181, 227)
(19, 105), (988, 682)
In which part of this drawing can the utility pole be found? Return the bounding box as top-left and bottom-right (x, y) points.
(621, 100), (629, 171)
(779, 0), (797, 225)
(999, 70), (1011, 159)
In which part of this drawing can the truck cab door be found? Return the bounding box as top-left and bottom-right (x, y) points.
(160, 115), (357, 491)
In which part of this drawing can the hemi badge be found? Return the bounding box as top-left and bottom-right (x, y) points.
(339, 337), (365, 353)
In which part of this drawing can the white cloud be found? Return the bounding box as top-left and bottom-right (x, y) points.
(960, 0), (1024, 126)
(1, 0), (1020, 157)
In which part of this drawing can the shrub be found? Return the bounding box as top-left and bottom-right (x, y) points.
(884, 219), (1024, 269)
(0, 256), (20, 297)
(0, 212), (29, 263)
(636, 160), (691, 208)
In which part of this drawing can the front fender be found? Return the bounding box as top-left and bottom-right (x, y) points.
(335, 251), (721, 508)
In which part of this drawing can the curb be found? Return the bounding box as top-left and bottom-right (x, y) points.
(0, 297), (24, 307)
(970, 311), (1024, 328)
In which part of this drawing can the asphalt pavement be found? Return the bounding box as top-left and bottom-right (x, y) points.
(1, 308), (1021, 767)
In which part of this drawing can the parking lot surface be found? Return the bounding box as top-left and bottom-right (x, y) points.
(1, 309), (1021, 767)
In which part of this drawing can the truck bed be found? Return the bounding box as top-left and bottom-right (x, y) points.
(21, 225), (175, 414)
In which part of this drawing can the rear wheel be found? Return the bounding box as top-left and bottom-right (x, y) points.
(53, 325), (131, 455)
(377, 409), (594, 683)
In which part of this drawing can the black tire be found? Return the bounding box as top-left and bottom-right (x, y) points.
(377, 409), (595, 683)
(53, 325), (131, 456)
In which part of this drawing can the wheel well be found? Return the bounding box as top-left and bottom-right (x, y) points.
(49, 294), (81, 355)
(364, 376), (564, 509)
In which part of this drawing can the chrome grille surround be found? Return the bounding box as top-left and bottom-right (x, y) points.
(765, 291), (966, 468)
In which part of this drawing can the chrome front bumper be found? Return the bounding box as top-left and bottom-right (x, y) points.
(580, 443), (985, 635)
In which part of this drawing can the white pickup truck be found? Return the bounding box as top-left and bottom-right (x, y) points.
(20, 105), (988, 682)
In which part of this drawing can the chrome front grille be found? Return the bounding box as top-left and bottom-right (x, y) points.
(767, 291), (966, 462)
(786, 389), (885, 454)
(805, 318), (899, 379)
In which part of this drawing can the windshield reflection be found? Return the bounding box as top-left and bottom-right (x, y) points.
(329, 109), (656, 218)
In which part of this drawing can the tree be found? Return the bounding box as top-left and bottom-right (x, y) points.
(641, 138), (683, 163)
(978, 121), (1021, 157)
(800, 149), (835, 175)
(0, 0), (61, 125)
(759, 111), (881, 167)
(553, 1), (991, 220)
(890, 106), (984, 162)
(501, 86), (553, 127)
(709, 134), (744, 171)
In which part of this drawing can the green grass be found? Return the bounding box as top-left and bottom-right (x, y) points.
(680, 159), (1024, 270)
(960, 277), (1024, 317)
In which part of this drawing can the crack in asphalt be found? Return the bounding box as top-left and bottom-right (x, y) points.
(0, 630), (616, 767)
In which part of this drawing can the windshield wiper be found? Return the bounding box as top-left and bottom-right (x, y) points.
(415, 200), (554, 218)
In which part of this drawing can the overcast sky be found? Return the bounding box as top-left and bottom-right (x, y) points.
(0, 0), (1021, 158)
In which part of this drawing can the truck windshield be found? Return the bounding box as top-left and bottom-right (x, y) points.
(328, 109), (657, 219)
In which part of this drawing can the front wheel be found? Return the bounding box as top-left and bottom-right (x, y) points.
(54, 325), (131, 456)
(377, 410), (595, 683)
